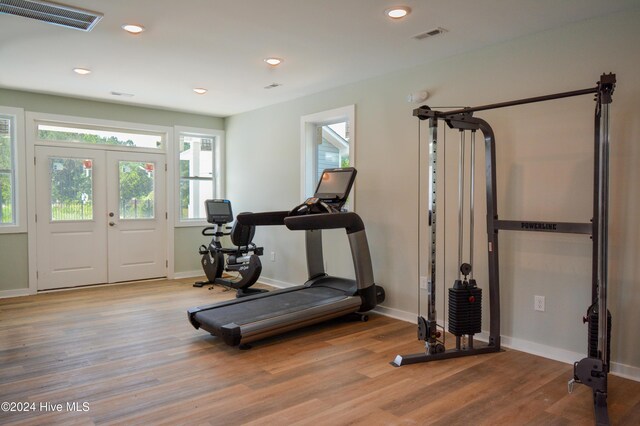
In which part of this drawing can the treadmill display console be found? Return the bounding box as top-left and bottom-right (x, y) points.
(314, 167), (356, 204)
(205, 199), (234, 224)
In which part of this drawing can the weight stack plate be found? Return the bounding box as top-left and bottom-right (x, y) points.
(588, 304), (612, 372)
(448, 287), (482, 336)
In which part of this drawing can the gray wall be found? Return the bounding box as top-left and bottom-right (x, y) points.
(0, 89), (223, 290)
(225, 9), (640, 370)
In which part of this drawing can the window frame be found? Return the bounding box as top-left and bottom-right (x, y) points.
(0, 106), (26, 233)
(300, 105), (355, 211)
(174, 126), (225, 227)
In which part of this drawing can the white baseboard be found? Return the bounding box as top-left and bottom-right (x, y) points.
(174, 270), (204, 280)
(256, 276), (295, 289)
(496, 334), (584, 365)
(372, 305), (417, 323)
(609, 361), (640, 381)
(486, 332), (639, 382)
(0, 288), (32, 299)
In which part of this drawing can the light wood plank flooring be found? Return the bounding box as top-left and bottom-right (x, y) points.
(1, 279), (638, 425)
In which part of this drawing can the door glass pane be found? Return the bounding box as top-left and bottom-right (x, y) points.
(49, 157), (93, 221)
(119, 161), (155, 219)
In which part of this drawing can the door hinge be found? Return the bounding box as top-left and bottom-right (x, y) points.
(36, 271), (39, 279)
(35, 214), (37, 223)
(166, 212), (168, 219)
(165, 163), (167, 171)
(166, 260), (168, 268)
(34, 156), (36, 165)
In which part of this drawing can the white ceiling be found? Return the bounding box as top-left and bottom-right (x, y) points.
(0, 0), (636, 117)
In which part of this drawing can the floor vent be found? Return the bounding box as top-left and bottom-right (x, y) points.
(413, 27), (448, 40)
(0, 0), (103, 31)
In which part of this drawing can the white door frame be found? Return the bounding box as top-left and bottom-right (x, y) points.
(25, 112), (175, 294)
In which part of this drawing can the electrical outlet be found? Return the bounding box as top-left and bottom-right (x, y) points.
(534, 295), (545, 312)
(420, 276), (429, 290)
(270, 251), (276, 262)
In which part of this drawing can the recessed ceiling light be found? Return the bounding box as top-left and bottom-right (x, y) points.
(264, 57), (283, 66)
(385, 6), (411, 19)
(73, 68), (91, 75)
(122, 24), (145, 34)
(193, 88), (208, 95)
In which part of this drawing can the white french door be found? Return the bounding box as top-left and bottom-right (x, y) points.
(106, 151), (166, 283)
(35, 146), (166, 290)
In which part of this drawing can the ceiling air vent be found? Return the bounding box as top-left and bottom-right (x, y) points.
(264, 83), (282, 89)
(0, 0), (103, 31)
(111, 91), (134, 98)
(413, 27), (448, 41)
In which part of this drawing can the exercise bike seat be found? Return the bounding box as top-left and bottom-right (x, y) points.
(218, 214), (263, 256)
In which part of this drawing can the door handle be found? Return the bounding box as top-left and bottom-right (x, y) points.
(109, 222), (116, 227)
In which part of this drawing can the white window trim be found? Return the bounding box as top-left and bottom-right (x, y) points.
(174, 126), (225, 227)
(0, 106), (27, 234)
(25, 111), (176, 293)
(300, 105), (355, 211)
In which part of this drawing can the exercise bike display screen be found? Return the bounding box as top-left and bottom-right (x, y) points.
(205, 199), (234, 224)
(314, 168), (356, 202)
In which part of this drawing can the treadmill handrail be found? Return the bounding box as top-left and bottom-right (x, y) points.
(284, 212), (364, 234)
(237, 210), (290, 226)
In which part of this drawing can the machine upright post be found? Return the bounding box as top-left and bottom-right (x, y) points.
(597, 102), (610, 367)
(478, 120), (501, 348)
(426, 117), (439, 345)
(573, 72), (615, 426)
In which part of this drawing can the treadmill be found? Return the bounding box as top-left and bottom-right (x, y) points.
(187, 167), (385, 347)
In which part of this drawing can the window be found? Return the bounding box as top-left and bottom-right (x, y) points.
(175, 127), (224, 224)
(316, 122), (350, 182)
(0, 106), (26, 232)
(300, 105), (355, 210)
(37, 123), (164, 149)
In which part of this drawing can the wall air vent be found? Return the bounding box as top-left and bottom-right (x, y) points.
(0, 0), (103, 31)
(413, 27), (448, 40)
(264, 83), (282, 89)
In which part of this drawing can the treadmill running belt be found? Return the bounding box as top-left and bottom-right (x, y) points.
(194, 286), (350, 329)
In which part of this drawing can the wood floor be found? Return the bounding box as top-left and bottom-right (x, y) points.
(1, 279), (639, 425)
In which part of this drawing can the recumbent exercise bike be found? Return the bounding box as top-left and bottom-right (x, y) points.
(194, 199), (267, 297)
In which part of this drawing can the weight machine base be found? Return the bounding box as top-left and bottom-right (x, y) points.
(593, 391), (610, 426)
(390, 343), (501, 367)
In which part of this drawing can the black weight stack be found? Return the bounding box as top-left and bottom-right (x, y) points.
(448, 280), (482, 336)
(587, 302), (612, 372)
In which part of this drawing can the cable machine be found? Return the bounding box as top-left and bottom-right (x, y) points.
(391, 73), (616, 425)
